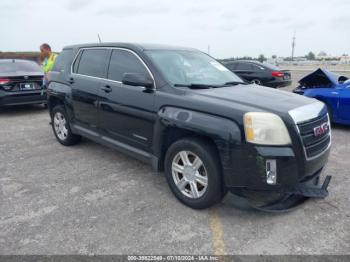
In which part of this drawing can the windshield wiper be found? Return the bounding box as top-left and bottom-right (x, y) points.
(174, 83), (216, 89)
(174, 81), (246, 89)
(223, 81), (247, 86)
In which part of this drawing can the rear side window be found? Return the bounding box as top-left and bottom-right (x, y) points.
(225, 63), (237, 70)
(52, 49), (73, 72)
(76, 49), (109, 78)
(251, 64), (265, 71)
(72, 51), (82, 73)
(235, 63), (253, 71)
(107, 49), (149, 82)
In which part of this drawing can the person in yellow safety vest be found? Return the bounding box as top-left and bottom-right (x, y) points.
(39, 43), (57, 86)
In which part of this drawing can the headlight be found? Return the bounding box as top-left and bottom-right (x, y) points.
(244, 112), (291, 145)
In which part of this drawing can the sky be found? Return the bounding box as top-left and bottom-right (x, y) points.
(0, 0), (349, 58)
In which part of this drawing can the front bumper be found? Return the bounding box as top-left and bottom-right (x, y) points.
(0, 90), (47, 106)
(230, 173), (331, 212)
(221, 143), (331, 211)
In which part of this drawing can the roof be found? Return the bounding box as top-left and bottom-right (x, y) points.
(63, 42), (197, 52)
(228, 60), (264, 65)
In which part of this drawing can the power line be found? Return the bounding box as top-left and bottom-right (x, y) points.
(291, 31), (296, 61)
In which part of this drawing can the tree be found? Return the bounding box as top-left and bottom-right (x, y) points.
(272, 55), (277, 59)
(305, 52), (316, 60)
(258, 54), (266, 63)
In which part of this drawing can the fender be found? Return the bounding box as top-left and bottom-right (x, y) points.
(152, 106), (242, 172)
(47, 81), (74, 120)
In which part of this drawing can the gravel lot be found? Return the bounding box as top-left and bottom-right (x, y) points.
(0, 70), (349, 255)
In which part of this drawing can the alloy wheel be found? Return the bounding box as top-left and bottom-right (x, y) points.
(251, 79), (262, 85)
(53, 112), (68, 141)
(171, 151), (208, 199)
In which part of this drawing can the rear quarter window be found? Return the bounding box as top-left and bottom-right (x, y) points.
(52, 49), (73, 72)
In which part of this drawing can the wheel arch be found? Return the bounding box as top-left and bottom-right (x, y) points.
(47, 82), (72, 117)
(153, 106), (242, 171)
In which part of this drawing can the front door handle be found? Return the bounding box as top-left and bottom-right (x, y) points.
(100, 85), (112, 93)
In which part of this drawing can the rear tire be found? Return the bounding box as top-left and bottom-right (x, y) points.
(164, 137), (224, 209)
(51, 105), (81, 146)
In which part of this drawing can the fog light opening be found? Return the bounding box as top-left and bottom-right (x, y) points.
(266, 159), (277, 185)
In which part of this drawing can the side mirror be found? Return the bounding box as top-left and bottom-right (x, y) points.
(122, 73), (154, 89)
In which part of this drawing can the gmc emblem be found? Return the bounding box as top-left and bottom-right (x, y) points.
(313, 122), (329, 137)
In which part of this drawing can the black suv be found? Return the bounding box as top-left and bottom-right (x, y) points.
(223, 60), (292, 88)
(48, 43), (331, 210)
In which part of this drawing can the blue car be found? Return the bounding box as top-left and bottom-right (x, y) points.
(293, 68), (350, 125)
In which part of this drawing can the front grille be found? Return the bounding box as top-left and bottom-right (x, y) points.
(297, 114), (331, 159)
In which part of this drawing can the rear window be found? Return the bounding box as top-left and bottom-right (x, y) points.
(0, 60), (41, 73)
(75, 49), (109, 78)
(52, 49), (73, 72)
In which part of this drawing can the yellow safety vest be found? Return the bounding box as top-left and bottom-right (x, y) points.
(42, 53), (57, 73)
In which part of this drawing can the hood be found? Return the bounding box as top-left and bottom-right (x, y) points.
(298, 68), (348, 87)
(187, 84), (319, 115)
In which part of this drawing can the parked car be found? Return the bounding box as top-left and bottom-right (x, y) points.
(224, 60), (292, 88)
(0, 59), (46, 106)
(47, 43), (331, 211)
(293, 68), (350, 125)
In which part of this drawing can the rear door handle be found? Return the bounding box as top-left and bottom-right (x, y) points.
(100, 85), (112, 93)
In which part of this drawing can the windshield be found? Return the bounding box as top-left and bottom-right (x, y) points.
(145, 50), (244, 87)
(0, 60), (42, 73)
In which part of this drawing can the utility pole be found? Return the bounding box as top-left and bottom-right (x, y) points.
(97, 33), (102, 43)
(291, 31), (296, 61)
(207, 45), (210, 55)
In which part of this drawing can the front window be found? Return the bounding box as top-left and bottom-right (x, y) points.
(145, 50), (244, 87)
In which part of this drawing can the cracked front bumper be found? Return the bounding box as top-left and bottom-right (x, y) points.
(230, 172), (332, 212)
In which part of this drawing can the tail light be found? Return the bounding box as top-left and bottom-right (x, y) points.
(0, 78), (10, 85)
(271, 71), (284, 77)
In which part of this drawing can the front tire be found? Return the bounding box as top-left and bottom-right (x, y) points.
(164, 137), (224, 209)
(51, 105), (81, 146)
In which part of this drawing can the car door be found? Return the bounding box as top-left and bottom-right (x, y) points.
(98, 48), (156, 152)
(250, 64), (267, 81)
(338, 86), (350, 121)
(70, 48), (110, 131)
